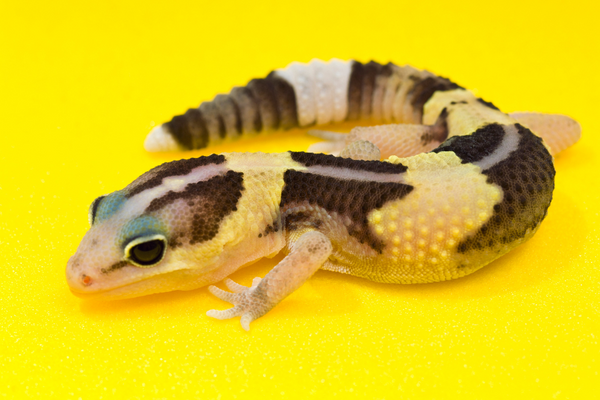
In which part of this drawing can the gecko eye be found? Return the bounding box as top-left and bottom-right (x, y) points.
(125, 235), (166, 267)
(130, 240), (164, 265)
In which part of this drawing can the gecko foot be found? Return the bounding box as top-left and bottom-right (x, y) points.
(206, 277), (268, 331)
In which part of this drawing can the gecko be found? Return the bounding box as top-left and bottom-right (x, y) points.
(66, 59), (581, 330)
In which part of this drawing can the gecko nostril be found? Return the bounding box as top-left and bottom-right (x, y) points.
(82, 274), (93, 286)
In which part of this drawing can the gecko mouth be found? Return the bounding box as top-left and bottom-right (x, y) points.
(67, 267), (209, 300)
(68, 283), (147, 300)
(67, 262), (174, 300)
(67, 269), (167, 300)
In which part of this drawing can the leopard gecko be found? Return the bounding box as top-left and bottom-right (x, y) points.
(66, 59), (581, 330)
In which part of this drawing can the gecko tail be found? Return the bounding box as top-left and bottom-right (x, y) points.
(145, 59), (461, 152)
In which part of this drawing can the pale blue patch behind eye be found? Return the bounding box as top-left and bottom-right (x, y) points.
(117, 215), (168, 249)
(95, 191), (127, 224)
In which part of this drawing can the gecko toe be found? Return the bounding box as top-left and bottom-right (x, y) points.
(240, 313), (255, 331)
(224, 278), (249, 293)
(206, 306), (243, 320)
(208, 285), (237, 302)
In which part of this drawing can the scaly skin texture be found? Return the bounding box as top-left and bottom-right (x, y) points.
(66, 59), (581, 330)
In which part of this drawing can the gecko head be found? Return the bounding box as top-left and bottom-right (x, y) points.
(66, 190), (174, 299)
(66, 162), (246, 300)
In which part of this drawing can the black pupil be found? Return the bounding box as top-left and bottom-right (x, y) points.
(131, 240), (164, 265)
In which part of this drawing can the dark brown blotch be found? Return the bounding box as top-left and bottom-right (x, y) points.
(290, 151), (408, 174)
(457, 124), (555, 253)
(431, 123), (505, 164)
(280, 170), (413, 252)
(145, 170), (244, 245)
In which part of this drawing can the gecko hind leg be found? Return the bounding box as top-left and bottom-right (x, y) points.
(308, 122), (447, 159)
(207, 231), (333, 331)
(307, 113), (580, 158)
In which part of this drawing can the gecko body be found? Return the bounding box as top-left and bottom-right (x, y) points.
(66, 59), (580, 330)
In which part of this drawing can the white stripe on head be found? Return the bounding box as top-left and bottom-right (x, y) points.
(121, 163), (229, 219)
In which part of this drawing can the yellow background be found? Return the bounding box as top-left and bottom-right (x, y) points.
(1, 0), (598, 398)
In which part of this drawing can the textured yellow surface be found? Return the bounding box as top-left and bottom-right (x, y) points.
(1, 0), (599, 398)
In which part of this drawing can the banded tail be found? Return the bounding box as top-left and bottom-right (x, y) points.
(144, 59), (462, 152)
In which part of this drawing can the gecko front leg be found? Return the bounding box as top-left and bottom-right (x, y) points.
(207, 231), (333, 331)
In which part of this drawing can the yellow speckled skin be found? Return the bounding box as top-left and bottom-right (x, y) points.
(351, 152), (503, 283)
